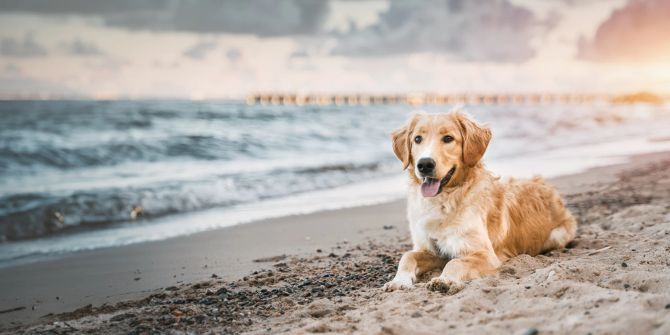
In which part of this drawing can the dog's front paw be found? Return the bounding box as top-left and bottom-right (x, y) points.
(426, 277), (464, 295)
(383, 279), (413, 292)
(383, 274), (414, 292)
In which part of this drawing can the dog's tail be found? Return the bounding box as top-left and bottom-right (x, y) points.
(542, 189), (578, 252)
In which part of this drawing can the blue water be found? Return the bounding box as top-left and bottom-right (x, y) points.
(1, 100), (670, 264)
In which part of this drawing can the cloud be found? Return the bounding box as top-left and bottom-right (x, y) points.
(225, 48), (241, 63)
(2, 63), (21, 75)
(330, 0), (555, 63)
(0, 0), (330, 37)
(577, 0), (670, 62)
(0, 33), (47, 57)
(289, 49), (310, 59)
(62, 38), (104, 56)
(183, 41), (217, 60)
(0, 73), (81, 98)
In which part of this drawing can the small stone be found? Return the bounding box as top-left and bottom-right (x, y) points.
(411, 311), (422, 318)
(522, 328), (539, 335)
(624, 284), (631, 289)
(316, 249), (322, 253)
(621, 262), (628, 268)
(665, 303), (670, 309)
(134, 277), (141, 281)
(383, 225), (394, 230)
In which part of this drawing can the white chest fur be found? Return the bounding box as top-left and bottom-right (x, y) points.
(407, 187), (486, 259)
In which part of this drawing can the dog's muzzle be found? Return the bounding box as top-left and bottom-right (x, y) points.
(420, 166), (456, 197)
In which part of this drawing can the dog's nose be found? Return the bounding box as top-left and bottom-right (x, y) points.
(417, 158), (436, 175)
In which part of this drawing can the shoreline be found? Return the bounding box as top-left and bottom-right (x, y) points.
(1, 150), (670, 330)
(0, 200), (410, 327)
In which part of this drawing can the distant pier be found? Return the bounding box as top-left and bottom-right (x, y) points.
(245, 93), (637, 106)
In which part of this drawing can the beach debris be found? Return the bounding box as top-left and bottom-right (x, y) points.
(383, 225), (394, 230)
(522, 327), (539, 335)
(586, 245), (612, 256)
(110, 313), (136, 322)
(545, 270), (556, 283)
(252, 254), (287, 263)
(130, 206), (144, 219)
(63, 322), (79, 331)
(0, 306), (26, 314)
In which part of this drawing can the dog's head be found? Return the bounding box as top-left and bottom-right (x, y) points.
(391, 111), (491, 197)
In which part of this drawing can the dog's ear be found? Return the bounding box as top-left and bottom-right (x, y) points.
(454, 112), (492, 167)
(391, 113), (420, 170)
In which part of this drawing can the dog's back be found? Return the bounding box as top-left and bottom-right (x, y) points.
(487, 176), (577, 261)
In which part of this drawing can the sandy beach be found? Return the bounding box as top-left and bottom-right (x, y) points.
(3, 1), (670, 333)
(1, 151), (670, 334)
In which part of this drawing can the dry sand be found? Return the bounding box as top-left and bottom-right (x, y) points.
(2, 153), (670, 334)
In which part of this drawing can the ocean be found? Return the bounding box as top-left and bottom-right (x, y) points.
(1, 100), (670, 266)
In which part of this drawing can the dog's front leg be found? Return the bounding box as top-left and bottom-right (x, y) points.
(426, 249), (500, 294)
(384, 250), (446, 291)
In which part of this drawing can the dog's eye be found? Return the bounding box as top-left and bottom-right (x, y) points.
(442, 135), (454, 143)
(414, 135), (422, 144)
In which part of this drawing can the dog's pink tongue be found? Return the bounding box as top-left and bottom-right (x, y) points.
(421, 179), (441, 197)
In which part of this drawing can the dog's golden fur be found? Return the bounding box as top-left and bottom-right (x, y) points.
(384, 111), (577, 294)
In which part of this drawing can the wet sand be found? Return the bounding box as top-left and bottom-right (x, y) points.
(0, 200), (409, 327)
(2, 152), (670, 334)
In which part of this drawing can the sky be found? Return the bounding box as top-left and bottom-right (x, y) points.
(0, 0), (669, 99)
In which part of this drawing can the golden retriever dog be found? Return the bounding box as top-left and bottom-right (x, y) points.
(384, 111), (577, 294)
